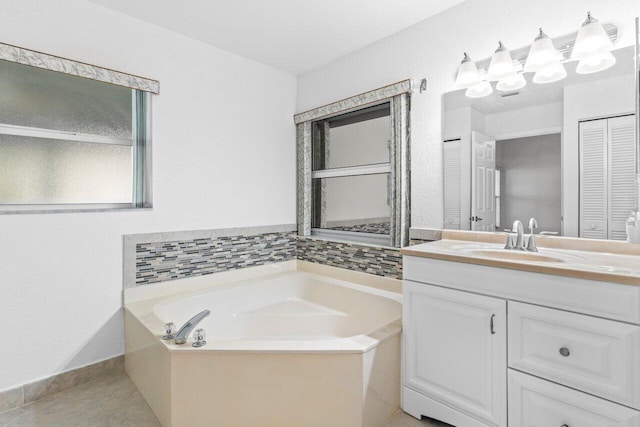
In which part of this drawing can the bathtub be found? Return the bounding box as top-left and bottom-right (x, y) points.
(125, 269), (402, 427)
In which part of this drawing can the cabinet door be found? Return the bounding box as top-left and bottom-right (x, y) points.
(403, 280), (507, 426)
(509, 369), (640, 427)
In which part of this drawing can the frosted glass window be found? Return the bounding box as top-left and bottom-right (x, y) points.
(0, 57), (151, 211)
(0, 135), (132, 204)
(0, 60), (132, 139)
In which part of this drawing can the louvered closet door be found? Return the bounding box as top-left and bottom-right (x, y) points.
(608, 115), (637, 241)
(443, 139), (461, 230)
(580, 119), (608, 239)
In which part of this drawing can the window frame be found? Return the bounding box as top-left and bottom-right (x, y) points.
(0, 43), (157, 214)
(295, 80), (411, 248)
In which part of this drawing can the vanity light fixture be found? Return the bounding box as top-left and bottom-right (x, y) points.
(496, 61), (526, 91)
(487, 42), (516, 81)
(575, 50), (616, 74)
(571, 12), (616, 74)
(455, 53), (482, 89)
(525, 28), (567, 84)
(465, 80), (493, 98)
(456, 12), (617, 98)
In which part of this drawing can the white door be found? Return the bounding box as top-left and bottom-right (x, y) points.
(579, 119), (608, 239)
(403, 281), (507, 426)
(471, 131), (496, 231)
(579, 115), (637, 240)
(443, 139), (462, 230)
(608, 115), (637, 241)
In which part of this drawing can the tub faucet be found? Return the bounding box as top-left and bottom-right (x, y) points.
(174, 310), (211, 345)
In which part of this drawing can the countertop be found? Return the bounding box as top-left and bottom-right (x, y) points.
(401, 231), (640, 286)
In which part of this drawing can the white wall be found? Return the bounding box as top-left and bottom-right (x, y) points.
(0, 0), (296, 391)
(296, 0), (640, 229)
(497, 134), (562, 233)
(484, 103), (563, 140)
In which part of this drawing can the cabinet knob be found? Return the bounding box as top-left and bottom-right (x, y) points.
(559, 347), (570, 357)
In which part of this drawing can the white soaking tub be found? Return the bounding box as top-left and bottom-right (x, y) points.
(125, 270), (402, 427)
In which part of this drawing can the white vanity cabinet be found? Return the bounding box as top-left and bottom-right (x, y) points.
(402, 254), (640, 427)
(403, 281), (507, 426)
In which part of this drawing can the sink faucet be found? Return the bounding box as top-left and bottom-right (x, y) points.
(174, 310), (211, 345)
(526, 218), (539, 252)
(511, 220), (525, 250)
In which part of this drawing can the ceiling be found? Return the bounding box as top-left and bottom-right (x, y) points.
(86, 0), (467, 75)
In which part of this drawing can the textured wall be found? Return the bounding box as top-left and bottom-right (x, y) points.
(0, 0), (296, 391)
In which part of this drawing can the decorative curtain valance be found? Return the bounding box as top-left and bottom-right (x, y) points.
(293, 79), (411, 124)
(0, 42), (160, 94)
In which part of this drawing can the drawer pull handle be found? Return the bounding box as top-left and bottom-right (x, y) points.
(561, 425), (569, 427)
(490, 314), (495, 335)
(559, 347), (570, 357)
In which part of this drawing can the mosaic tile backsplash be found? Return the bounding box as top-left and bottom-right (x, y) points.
(127, 225), (406, 287)
(296, 237), (402, 279)
(134, 231), (296, 286)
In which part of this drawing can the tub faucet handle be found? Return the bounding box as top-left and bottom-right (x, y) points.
(192, 328), (207, 348)
(162, 322), (177, 340)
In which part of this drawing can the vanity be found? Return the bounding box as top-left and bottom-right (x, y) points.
(401, 231), (640, 426)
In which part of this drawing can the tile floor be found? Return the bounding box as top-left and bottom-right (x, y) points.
(0, 372), (450, 426)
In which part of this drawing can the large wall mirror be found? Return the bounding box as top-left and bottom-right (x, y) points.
(443, 19), (639, 240)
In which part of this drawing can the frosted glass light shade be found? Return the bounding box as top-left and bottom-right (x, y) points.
(487, 42), (515, 81)
(455, 53), (482, 89)
(576, 50), (616, 74)
(533, 60), (567, 84)
(571, 13), (614, 60)
(497, 72), (526, 91)
(465, 81), (493, 98)
(525, 29), (561, 73)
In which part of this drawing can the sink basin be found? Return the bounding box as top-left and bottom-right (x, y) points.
(466, 249), (566, 263)
(446, 244), (587, 263)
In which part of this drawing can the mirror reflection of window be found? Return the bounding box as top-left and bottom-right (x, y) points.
(311, 103), (391, 242)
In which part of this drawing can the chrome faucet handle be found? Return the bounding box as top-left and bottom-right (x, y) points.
(528, 218), (538, 235)
(504, 233), (515, 249)
(526, 235), (538, 252)
(192, 328), (207, 348)
(162, 322), (177, 340)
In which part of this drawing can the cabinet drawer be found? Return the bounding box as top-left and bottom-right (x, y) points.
(509, 370), (640, 427)
(509, 302), (640, 409)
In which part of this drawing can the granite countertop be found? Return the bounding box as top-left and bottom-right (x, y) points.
(401, 230), (640, 286)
